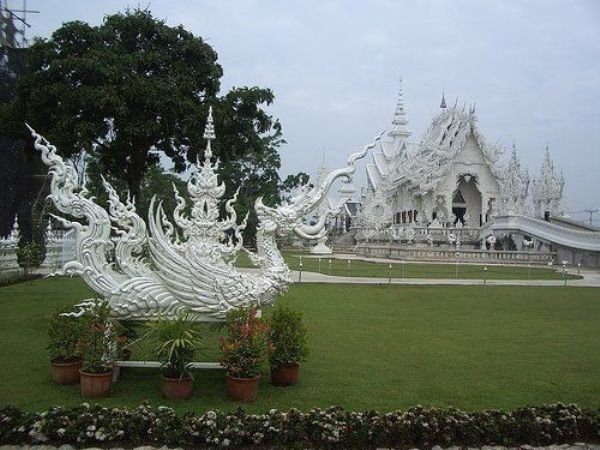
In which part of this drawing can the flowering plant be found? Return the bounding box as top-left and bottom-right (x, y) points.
(219, 306), (269, 378)
(1, 403), (597, 448)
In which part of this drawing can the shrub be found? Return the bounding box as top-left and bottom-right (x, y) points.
(47, 309), (86, 362)
(219, 305), (269, 378)
(268, 302), (308, 368)
(78, 300), (119, 374)
(0, 403), (597, 448)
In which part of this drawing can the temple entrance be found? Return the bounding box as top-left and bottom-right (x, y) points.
(452, 175), (482, 227)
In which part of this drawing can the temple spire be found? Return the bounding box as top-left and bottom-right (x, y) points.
(440, 90), (447, 109)
(389, 77), (411, 140)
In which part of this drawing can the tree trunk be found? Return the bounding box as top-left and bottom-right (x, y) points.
(126, 146), (150, 205)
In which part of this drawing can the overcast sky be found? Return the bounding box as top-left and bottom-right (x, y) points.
(18, 0), (600, 222)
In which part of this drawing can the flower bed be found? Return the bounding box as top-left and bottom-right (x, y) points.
(1, 403), (597, 448)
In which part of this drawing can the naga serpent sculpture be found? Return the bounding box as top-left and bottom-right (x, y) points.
(31, 108), (383, 320)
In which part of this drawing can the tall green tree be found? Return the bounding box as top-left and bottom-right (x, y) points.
(1, 9), (307, 243)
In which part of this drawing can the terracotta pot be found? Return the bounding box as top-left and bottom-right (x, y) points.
(50, 358), (82, 385)
(271, 363), (300, 387)
(226, 375), (260, 402)
(161, 375), (193, 400)
(79, 369), (113, 398)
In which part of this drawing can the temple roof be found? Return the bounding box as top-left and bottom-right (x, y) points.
(367, 100), (503, 195)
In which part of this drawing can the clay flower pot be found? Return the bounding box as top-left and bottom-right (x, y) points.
(226, 375), (260, 402)
(79, 369), (113, 398)
(50, 358), (82, 385)
(271, 363), (300, 387)
(161, 375), (193, 400)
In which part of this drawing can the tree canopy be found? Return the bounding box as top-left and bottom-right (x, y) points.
(0, 9), (306, 238)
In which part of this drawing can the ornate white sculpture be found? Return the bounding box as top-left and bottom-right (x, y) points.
(310, 235), (333, 254)
(30, 110), (382, 320)
(532, 146), (565, 218)
(360, 186), (392, 230)
(499, 144), (529, 216)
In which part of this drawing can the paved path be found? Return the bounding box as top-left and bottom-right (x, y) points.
(290, 270), (600, 287)
(284, 253), (600, 287)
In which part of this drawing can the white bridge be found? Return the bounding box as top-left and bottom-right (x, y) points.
(482, 215), (600, 266)
(484, 215), (600, 252)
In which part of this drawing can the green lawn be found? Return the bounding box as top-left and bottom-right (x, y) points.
(236, 251), (577, 280)
(0, 277), (598, 413)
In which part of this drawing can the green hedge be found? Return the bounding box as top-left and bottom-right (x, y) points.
(1, 403), (597, 448)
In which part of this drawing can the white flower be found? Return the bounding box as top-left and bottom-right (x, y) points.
(222, 438), (230, 447)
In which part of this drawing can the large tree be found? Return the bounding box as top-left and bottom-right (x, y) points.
(1, 9), (307, 244)
(2, 10), (290, 200)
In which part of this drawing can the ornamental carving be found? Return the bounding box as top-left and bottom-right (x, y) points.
(31, 110), (382, 320)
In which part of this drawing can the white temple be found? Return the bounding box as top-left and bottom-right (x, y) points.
(338, 80), (600, 266)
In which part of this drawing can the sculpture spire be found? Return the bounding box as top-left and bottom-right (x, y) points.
(203, 106), (216, 160)
(532, 145), (565, 218)
(440, 90), (447, 109)
(389, 77), (411, 140)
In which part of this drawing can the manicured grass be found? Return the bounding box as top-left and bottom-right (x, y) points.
(236, 251), (576, 280)
(0, 277), (598, 413)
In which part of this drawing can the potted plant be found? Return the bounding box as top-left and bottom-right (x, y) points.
(47, 309), (86, 384)
(268, 302), (309, 386)
(78, 299), (118, 398)
(219, 305), (269, 402)
(144, 312), (204, 400)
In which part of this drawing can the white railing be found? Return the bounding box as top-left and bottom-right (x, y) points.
(354, 244), (555, 265)
(354, 226), (483, 245)
(0, 220), (76, 278)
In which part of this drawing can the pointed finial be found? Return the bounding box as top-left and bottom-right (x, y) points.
(203, 106), (216, 159)
(440, 90), (447, 109)
(390, 77), (411, 140)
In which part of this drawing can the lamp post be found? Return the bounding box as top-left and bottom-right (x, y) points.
(562, 261), (567, 287)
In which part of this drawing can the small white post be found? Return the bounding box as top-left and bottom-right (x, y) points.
(328, 258), (332, 275)
(388, 262), (392, 285)
(318, 257), (321, 273)
(577, 262), (581, 276)
(347, 259), (351, 277)
(455, 252), (460, 279)
(562, 262), (567, 287)
(298, 260), (303, 283)
(401, 260), (405, 278)
(483, 265), (487, 286)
